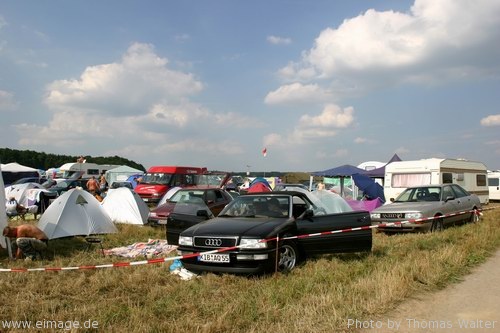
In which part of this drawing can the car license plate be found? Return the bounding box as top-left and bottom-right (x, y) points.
(199, 253), (230, 263)
(157, 219), (168, 225)
(144, 198), (149, 202)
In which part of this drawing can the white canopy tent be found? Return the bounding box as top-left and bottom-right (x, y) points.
(104, 166), (143, 187)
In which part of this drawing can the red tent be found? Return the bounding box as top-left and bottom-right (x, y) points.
(247, 182), (271, 193)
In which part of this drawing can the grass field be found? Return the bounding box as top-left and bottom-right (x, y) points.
(1, 205), (499, 333)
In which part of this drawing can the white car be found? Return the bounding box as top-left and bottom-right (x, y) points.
(371, 184), (481, 233)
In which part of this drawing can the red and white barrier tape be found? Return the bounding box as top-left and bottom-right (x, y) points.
(0, 207), (493, 273)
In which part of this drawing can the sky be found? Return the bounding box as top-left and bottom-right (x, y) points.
(0, 0), (499, 173)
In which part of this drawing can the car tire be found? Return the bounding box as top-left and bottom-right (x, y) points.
(430, 217), (444, 232)
(277, 241), (298, 273)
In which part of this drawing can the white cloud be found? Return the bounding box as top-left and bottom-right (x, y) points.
(0, 90), (17, 112)
(272, 0), (500, 102)
(267, 35), (292, 45)
(263, 133), (282, 147)
(264, 83), (333, 105)
(315, 0), (500, 76)
(44, 42), (204, 116)
(298, 104), (354, 129)
(334, 149), (348, 158)
(480, 114), (500, 126)
(175, 33), (190, 42)
(354, 137), (368, 144)
(15, 42), (258, 162)
(0, 16), (7, 30)
(265, 104), (355, 146)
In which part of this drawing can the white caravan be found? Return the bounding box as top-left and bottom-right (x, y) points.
(58, 162), (120, 180)
(488, 171), (500, 201)
(384, 158), (489, 204)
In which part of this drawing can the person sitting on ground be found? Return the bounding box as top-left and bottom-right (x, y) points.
(86, 176), (99, 195)
(5, 197), (27, 218)
(3, 225), (48, 260)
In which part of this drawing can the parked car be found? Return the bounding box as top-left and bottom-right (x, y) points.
(46, 179), (86, 196)
(149, 186), (234, 244)
(273, 183), (310, 191)
(110, 181), (134, 189)
(10, 176), (47, 185)
(177, 188), (372, 275)
(370, 184), (481, 233)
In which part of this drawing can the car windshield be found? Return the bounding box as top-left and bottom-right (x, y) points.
(394, 187), (442, 202)
(218, 189), (354, 219)
(53, 181), (71, 189)
(141, 172), (172, 185)
(219, 195), (291, 218)
(169, 190), (206, 204)
(170, 190), (212, 217)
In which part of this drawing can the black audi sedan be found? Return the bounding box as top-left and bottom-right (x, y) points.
(177, 188), (372, 274)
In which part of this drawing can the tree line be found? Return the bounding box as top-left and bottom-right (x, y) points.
(0, 148), (145, 171)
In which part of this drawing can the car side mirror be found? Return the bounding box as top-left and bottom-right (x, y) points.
(196, 209), (210, 218)
(445, 195), (455, 202)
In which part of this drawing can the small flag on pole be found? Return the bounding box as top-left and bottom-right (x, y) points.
(262, 147), (267, 157)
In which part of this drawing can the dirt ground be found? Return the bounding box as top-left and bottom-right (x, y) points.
(354, 249), (500, 333)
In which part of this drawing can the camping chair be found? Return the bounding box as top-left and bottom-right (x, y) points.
(85, 237), (105, 257)
(6, 206), (27, 221)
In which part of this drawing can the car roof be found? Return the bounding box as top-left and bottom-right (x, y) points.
(241, 190), (306, 197)
(177, 186), (225, 191)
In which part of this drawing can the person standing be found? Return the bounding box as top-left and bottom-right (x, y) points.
(99, 173), (108, 193)
(86, 176), (99, 195)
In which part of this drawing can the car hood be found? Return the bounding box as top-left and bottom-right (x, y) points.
(374, 201), (440, 213)
(181, 217), (290, 238)
(151, 202), (176, 215)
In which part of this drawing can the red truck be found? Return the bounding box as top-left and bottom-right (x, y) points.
(134, 166), (207, 203)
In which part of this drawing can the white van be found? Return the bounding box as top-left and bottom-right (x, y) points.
(384, 158), (489, 204)
(488, 171), (500, 201)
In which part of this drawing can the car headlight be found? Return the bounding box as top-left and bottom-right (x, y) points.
(178, 236), (193, 246)
(370, 213), (381, 219)
(149, 212), (157, 218)
(239, 238), (267, 249)
(405, 212), (423, 219)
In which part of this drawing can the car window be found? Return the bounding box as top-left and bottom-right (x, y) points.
(442, 186), (455, 199)
(451, 185), (469, 198)
(395, 188), (413, 202)
(427, 188), (441, 201)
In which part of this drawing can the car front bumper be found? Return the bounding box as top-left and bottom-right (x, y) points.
(371, 220), (431, 233)
(177, 248), (277, 275)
